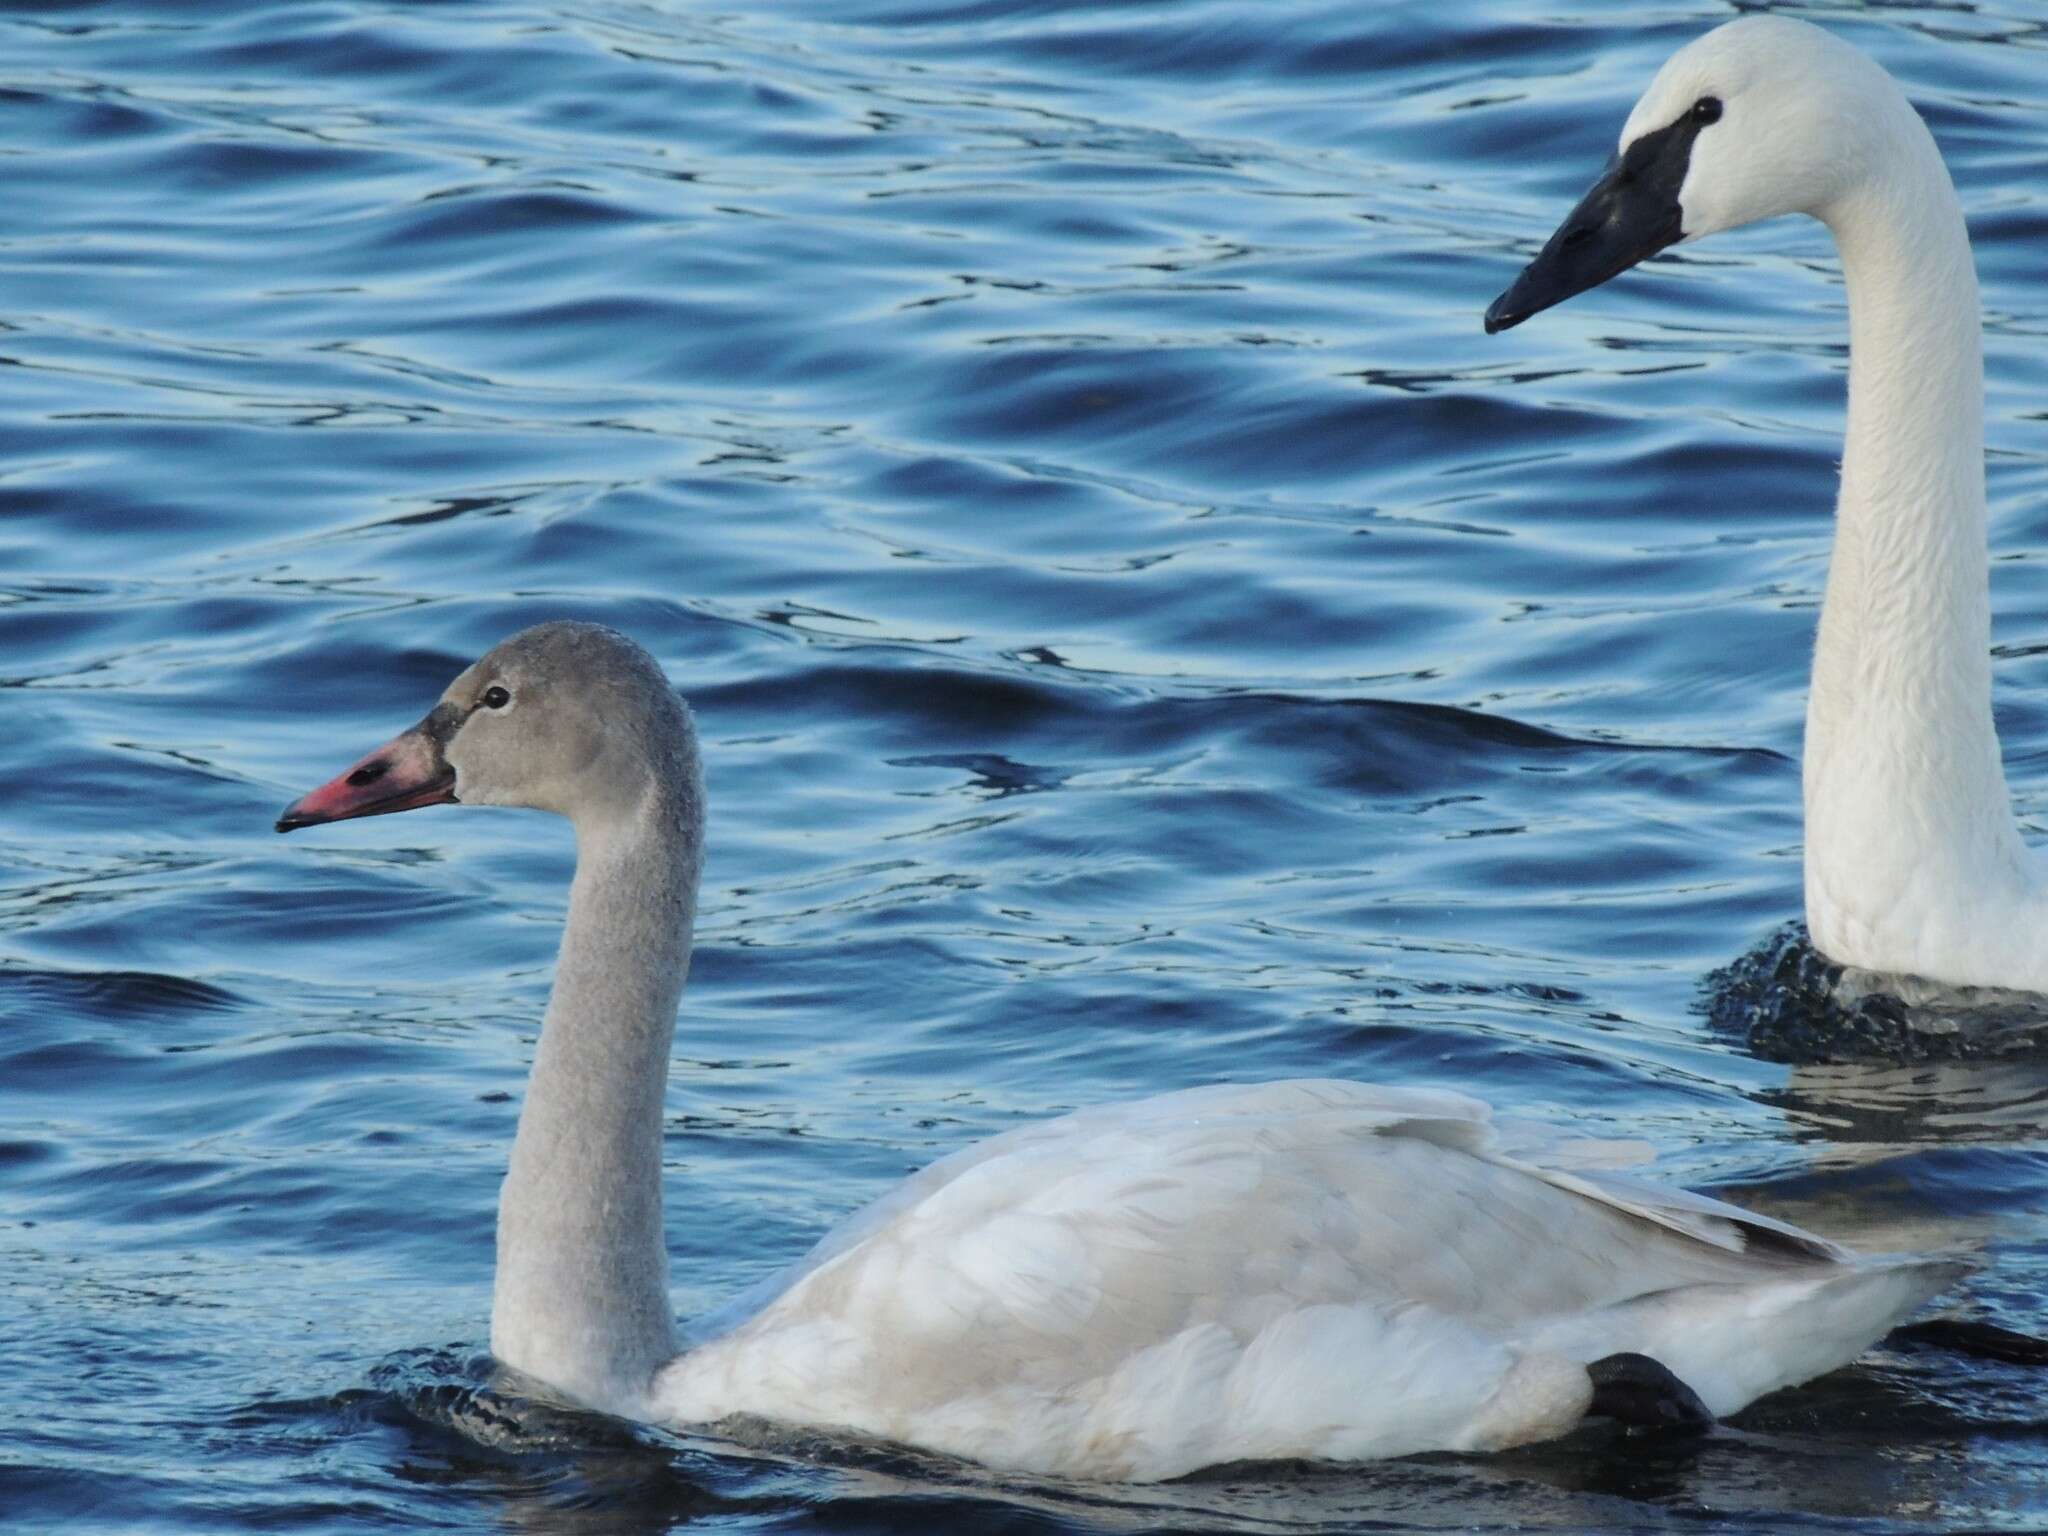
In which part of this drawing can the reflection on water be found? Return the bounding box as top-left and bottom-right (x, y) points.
(314, 1342), (2048, 1535)
(1710, 924), (2048, 1063)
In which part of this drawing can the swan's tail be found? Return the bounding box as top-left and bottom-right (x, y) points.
(1538, 1252), (1975, 1418)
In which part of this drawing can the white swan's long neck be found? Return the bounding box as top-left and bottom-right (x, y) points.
(491, 768), (703, 1411)
(1802, 96), (2039, 981)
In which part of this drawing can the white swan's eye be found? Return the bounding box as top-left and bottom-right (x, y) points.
(481, 684), (512, 710)
(1690, 96), (1723, 125)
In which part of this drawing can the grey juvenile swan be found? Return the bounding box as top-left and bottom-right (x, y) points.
(1487, 16), (2048, 992)
(276, 621), (1964, 1478)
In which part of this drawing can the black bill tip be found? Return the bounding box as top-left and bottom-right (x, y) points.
(1483, 294), (1529, 335)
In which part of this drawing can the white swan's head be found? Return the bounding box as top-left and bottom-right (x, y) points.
(277, 621), (696, 831)
(1485, 16), (1906, 333)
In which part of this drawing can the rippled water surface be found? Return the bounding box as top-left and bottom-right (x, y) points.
(7, 1), (2048, 1530)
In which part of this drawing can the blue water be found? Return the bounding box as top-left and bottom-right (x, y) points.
(5, 0), (2048, 1529)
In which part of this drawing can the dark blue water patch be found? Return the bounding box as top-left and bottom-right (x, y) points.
(928, 342), (1234, 452)
(0, 84), (166, 145)
(0, 963), (243, 1019)
(369, 185), (658, 252)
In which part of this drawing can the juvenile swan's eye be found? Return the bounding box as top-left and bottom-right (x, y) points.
(481, 685), (512, 710)
(1690, 96), (1723, 125)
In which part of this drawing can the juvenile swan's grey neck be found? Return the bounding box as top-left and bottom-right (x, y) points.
(491, 729), (704, 1411)
(1802, 83), (2045, 984)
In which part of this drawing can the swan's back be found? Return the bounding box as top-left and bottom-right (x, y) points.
(657, 1081), (1961, 1478)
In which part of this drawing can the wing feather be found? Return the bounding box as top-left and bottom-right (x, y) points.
(657, 1080), (1958, 1474)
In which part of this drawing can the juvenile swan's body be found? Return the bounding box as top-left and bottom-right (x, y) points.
(277, 622), (1963, 1479)
(1488, 16), (2048, 991)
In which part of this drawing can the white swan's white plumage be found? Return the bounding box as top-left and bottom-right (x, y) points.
(278, 620), (1966, 1480)
(1493, 16), (2048, 991)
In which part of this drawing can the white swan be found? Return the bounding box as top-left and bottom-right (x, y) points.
(1486, 16), (2048, 992)
(277, 621), (1965, 1479)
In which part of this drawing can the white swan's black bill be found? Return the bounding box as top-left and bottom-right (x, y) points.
(1484, 103), (1718, 334)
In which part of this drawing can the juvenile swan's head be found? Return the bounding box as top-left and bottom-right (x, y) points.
(1485, 17), (1913, 332)
(277, 621), (697, 831)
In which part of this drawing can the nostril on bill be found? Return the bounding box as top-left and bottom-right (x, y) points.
(347, 760), (389, 788)
(1561, 225), (1594, 250)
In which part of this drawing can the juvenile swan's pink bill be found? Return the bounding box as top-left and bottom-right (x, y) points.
(276, 723), (457, 832)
